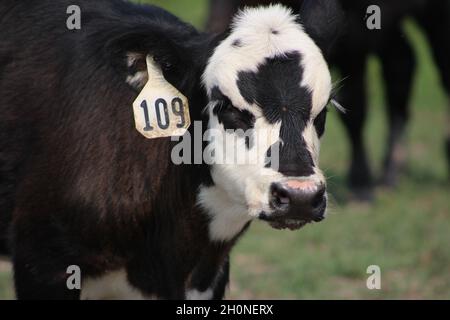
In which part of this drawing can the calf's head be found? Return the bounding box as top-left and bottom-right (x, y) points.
(199, 3), (341, 235)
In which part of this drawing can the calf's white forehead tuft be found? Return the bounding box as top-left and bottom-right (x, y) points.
(231, 4), (298, 38)
(203, 4), (332, 115)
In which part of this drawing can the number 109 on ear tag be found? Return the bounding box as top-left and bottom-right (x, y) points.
(132, 56), (191, 139)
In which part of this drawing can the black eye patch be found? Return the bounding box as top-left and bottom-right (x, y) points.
(212, 98), (256, 149)
(212, 101), (256, 132)
(210, 86), (256, 132)
(313, 107), (328, 138)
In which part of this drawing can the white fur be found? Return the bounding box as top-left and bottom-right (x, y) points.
(186, 289), (214, 300)
(185, 257), (228, 300)
(126, 53), (148, 89)
(126, 71), (147, 89)
(198, 185), (252, 241)
(81, 269), (153, 300)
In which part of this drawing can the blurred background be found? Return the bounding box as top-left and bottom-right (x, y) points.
(1, 0), (448, 299)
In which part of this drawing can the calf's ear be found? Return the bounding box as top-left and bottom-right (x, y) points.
(300, 0), (345, 58)
(105, 24), (206, 91)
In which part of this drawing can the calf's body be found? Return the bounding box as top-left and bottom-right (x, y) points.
(0, 0), (229, 299)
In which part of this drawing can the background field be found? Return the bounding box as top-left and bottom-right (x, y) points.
(0, 0), (448, 299)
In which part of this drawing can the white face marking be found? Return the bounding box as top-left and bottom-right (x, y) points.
(81, 269), (154, 300)
(186, 289), (214, 300)
(199, 5), (332, 240)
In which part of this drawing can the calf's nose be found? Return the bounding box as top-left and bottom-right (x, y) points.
(270, 180), (326, 222)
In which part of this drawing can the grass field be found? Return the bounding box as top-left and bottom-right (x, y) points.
(0, 0), (448, 300)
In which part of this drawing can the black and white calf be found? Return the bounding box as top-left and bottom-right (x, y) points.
(0, 0), (341, 299)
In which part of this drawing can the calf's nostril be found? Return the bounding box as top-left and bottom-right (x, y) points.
(270, 184), (290, 210)
(312, 187), (326, 209)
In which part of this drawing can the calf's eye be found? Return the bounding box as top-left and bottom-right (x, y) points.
(213, 102), (255, 132)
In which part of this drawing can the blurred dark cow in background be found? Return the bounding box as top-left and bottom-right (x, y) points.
(207, 0), (450, 200)
(0, 0), (343, 299)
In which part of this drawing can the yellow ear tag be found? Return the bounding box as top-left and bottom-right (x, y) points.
(132, 56), (191, 139)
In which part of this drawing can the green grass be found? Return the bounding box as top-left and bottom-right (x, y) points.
(1, 1), (448, 300)
(0, 260), (13, 300)
(134, 0), (208, 28)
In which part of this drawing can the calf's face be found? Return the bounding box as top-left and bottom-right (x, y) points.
(199, 4), (338, 235)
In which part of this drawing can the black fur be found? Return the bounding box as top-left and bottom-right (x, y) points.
(211, 86), (256, 148)
(212, 92), (256, 133)
(237, 52), (315, 177)
(299, 0), (345, 57)
(231, 39), (243, 48)
(314, 108), (328, 138)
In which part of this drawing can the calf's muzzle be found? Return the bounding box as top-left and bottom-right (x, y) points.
(269, 179), (327, 223)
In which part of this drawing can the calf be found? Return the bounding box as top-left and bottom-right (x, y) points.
(0, 0), (341, 299)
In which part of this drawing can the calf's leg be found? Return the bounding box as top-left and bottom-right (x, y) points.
(377, 25), (415, 187)
(336, 53), (374, 200)
(11, 213), (81, 300)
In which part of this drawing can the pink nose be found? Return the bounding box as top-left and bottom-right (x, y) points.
(284, 179), (319, 192)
